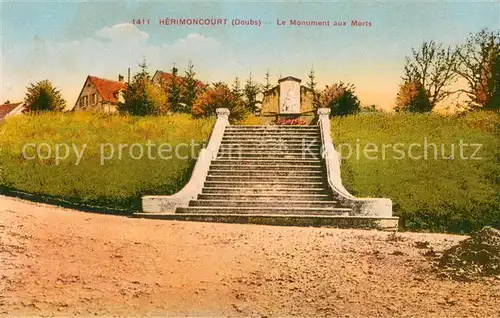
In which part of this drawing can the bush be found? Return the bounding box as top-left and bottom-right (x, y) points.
(120, 72), (169, 116)
(395, 81), (432, 113)
(331, 111), (499, 233)
(192, 83), (247, 122)
(0, 112), (214, 210)
(319, 82), (361, 116)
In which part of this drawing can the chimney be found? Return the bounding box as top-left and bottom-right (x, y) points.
(118, 74), (124, 82)
(128, 68), (131, 84)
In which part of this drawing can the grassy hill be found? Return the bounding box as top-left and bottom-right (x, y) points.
(0, 112), (214, 211)
(0, 111), (498, 233)
(331, 111), (499, 233)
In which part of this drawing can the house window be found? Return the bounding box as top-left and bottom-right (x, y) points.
(80, 95), (89, 108)
(91, 93), (97, 105)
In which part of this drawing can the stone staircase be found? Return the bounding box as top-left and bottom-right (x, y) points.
(139, 108), (398, 230)
(176, 125), (352, 216)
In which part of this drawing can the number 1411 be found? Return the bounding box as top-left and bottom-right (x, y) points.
(133, 19), (150, 25)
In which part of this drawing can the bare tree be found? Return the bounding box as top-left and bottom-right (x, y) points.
(403, 41), (458, 109)
(456, 29), (500, 110)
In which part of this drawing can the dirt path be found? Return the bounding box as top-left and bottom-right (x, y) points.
(0, 195), (498, 317)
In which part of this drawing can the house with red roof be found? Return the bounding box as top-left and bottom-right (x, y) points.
(0, 102), (25, 122)
(73, 75), (127, 113)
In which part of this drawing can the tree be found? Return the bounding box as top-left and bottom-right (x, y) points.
(192, 83), (247, 122)
(263, 69), (271, 92)
(456, 29), (500, 111)
(394, 81), (432, 113)
(120, 62), (168, 116)
(243, 72), (260, 113)
(23, 80), (66, 112)
(167, 65), (182, 112)
(403, 41), (458, 109)
(307, 66), (320, 107)
(231, 77), (243, 99)
(319, 82), (361, 116)
(182, 61), (201, 112)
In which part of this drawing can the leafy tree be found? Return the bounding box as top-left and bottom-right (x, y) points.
(120, 62), (168, 116)
(192, 83), (247, 122)
(182, 61), (201, 113)
(403, 41), (458, 109)
(395, 81), (432, 113)
(23, 80), (66, 112)
(456, 29), (500, 111)
(319, 82), (361, 116)
(243, 72), (260, 113)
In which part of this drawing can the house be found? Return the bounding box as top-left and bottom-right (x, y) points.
(73, 75), (127, 113)
(259, 76), (315, 121)
(0, 102), (25, 122)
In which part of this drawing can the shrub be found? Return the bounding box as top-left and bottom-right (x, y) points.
(395, 81), (432, 113)
(319, 82), (361, 116)
(192, 83), (247, 122)
(120, 76), (169, 116)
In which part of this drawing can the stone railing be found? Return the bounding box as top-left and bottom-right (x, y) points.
(142, 108), (230, 213)
(317, 108), (393, 217)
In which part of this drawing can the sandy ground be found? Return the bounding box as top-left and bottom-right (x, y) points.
(0, 195), (499, 317)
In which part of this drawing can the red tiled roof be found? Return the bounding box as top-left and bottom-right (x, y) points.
(154, 70), (205, 88)
(88, 76), (127, 103)
(0, 102), (22, 121)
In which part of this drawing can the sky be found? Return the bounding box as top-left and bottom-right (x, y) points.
(1, 0), (499, 110)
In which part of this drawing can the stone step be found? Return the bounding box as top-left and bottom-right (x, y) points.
(204, 181), (326, 189)
(197, 193), (333, 201)
(176, 206), (351, 215)
(202, 187), (329, 195)
(206, 175), (324, 182)
(221, 138), (321, 146)
(224, 132), (319, 137)
(212, 159), (322, 166)
(209, 164), (324, 171)
(133, 213), (399, 230)
(218, 146), (321, 152)
(219, 144), (321, 150)
(189, 200), (339, 208)
(222, 137), (320, 142)
(216, 153), (320, 159)
(207, 169), (324, 176)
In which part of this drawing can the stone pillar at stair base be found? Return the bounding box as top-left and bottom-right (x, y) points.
(141, 108), (230, 213)
(317, 108), (393, 218)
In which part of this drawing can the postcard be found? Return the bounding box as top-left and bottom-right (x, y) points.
(1, 1), (499, 316)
